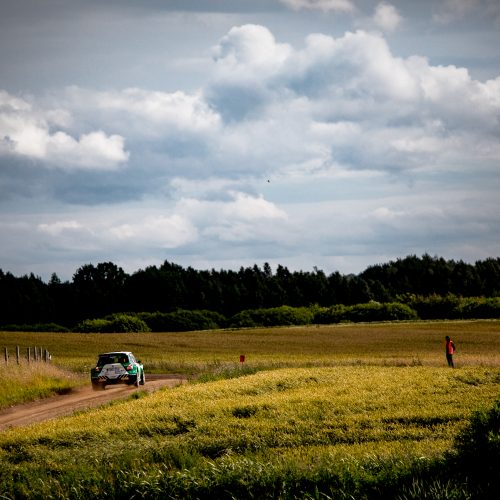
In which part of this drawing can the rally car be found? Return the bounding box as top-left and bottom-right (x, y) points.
(91, 351), (145, 391)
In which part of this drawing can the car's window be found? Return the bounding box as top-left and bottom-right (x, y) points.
(97, 356), (114, 365)
(98, 354), (128, 365)
(129, 354), (136, 363)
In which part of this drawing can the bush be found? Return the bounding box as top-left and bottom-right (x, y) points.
(313, 305), (348, 324)
(406, 294), (500, 320)
(315, 302), (419, 325)
(74, 314), (150, 333)
(73, 318), (111, 333)
(380, 302), (419, 321)
(139, 310), (226, 332)
(229, 306), (314, 328)
(105, 314), (151, 333)
(228, 310), (258, 328)
(456, 297), (500, 319)
(449, 398), (500, 495)
(229, 303), (417, 328)
(406, 294), (461, 320)
(345, 302), (418, 323)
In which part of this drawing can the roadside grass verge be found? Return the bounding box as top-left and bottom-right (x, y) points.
(0, 362), (83, 409)
(0, 365), (498, 498)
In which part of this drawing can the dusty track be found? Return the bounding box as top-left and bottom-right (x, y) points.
(0, 374), (187, 431)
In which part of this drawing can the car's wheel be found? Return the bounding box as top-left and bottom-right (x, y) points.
(140, 370), (145, 385)
(92, 382), (105, 391)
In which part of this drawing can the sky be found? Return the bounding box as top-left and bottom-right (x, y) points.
(1, 0), (499, 281)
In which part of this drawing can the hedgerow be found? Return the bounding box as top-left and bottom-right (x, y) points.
(7, 296), (500, 333)
(314, 302), (417, 324)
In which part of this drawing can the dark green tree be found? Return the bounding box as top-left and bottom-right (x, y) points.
(72, 262), (127, 319)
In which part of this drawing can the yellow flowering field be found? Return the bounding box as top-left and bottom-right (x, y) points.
(1, 366), (498, 481)
(10, 365), (498, 449)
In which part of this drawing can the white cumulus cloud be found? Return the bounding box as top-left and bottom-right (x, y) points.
(176, 192), (288, 243)
(110, 214), (198, 249)
(93, 88), (220, 132)
(21, 26), (496, 186)
(373, 2), (402, 32)
(0, 90), (128, 169)
(214, 26), (499, 171)
(46, 131), (129, 169)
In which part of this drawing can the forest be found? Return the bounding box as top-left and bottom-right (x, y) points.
(1, 254), (500, 330)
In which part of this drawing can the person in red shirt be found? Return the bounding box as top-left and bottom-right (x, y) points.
(445, 336), (456, 368)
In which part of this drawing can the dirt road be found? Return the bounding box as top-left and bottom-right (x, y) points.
(0, 374), (187, 431)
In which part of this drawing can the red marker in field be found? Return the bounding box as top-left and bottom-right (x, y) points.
(240, 354), (245, 364)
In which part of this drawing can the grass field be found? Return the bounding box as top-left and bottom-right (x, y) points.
(1, 319), (499, 375)
(0, 320), (499, 498)
(0, 362), (80, 409)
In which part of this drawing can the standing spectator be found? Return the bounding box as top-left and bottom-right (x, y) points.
(445, 335), (456, 368)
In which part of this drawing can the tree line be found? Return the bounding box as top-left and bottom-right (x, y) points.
(1, 254), (499, 329)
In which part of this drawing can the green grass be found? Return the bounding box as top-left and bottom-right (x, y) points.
(0, 365), (498, 498)
(0, 362), (83, 409)
(0, 320), (499, 497)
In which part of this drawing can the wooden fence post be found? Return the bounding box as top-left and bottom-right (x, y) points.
(1, 346), (51, 364)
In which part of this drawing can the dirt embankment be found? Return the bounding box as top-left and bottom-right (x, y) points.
(0, 374), (187, 431)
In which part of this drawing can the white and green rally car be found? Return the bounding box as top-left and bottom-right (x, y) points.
(91, 351), (145, 391)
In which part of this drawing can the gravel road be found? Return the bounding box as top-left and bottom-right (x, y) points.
(0, 374), (187, 431)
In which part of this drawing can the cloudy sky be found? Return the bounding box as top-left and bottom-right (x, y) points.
(1, 0), (499, 281)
